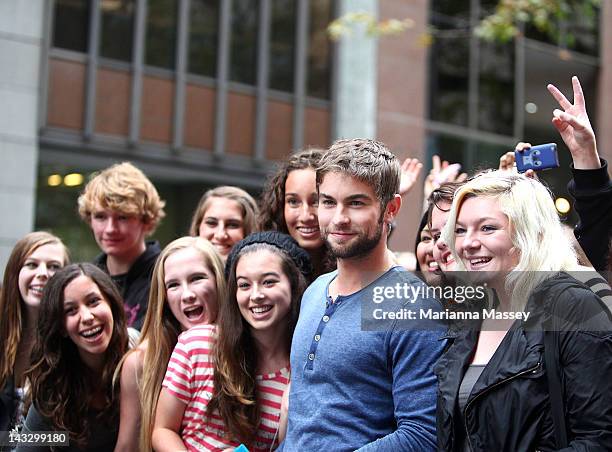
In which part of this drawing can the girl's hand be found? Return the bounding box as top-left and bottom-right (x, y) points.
(499, 143), (537, 179)
(424, 155), (467, 201)
(399, 158), (423, 197)
(547, 76), (600, 169)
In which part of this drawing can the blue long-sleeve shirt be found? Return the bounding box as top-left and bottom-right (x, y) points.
(281, 267), (447, 451)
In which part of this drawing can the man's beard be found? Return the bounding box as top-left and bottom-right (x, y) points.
(323, 220), (384, 259)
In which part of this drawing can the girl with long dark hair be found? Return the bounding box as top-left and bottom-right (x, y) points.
(0, 232), (68, 436)
(258, 148), (332, 278)
(18, 263), (128, 451)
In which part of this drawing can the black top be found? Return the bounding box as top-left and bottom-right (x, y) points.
(94, 240), (161, 330)
(0, 374), (18, 452)
(435, 272), (612, 451)
(15, 405), (118, 452)
(568, 158), (612, 273)
(0, 375), (15, 432)
(456, 365), (485, 452)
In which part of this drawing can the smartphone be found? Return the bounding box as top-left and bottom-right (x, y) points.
(515, 143), (559, 173)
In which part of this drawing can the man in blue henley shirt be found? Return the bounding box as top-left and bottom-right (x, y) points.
(281, 139), (447, 451)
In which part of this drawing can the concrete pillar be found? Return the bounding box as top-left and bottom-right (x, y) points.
(0, 1), (45, 276)
(333, 0), (378, 140)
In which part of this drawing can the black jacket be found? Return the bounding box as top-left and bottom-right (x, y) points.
(568, 159), (612, 273)
(94, 241), (161, 330)
(435, 273), (612, 451)
(0, 375), (16, 451)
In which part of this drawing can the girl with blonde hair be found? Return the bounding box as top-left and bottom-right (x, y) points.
(436, 170), (612, 451)
(114, 236), (226, 452)
(153, 232), (311, 451)
(444, 171), (579, 309)
(190, 186), (258, 262)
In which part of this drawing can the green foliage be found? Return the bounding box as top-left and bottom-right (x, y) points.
(327, 11), (414, 40)
(475, 0), (601, 44)
(327, 1), (601, 48)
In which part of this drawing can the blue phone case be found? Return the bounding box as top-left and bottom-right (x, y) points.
(515, 143), (559, 173)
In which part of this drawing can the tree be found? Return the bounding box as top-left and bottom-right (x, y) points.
(327, 0), (601, 47)
(476, 0), (601, 45)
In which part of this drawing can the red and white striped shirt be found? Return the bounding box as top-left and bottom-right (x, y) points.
(162, 325), (289, 452)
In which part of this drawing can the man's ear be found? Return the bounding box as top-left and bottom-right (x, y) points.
(385, 194), (402, 223)
(142, 218), (154, 235)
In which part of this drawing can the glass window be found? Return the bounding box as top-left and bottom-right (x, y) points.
(188, 0), (219, 77)
(100, 0), (135, 62)
(563, 4), (600, 56)
(427, 132), (522, 179)
(269, 0), (296, 92)
(35, 163), (198, 262)
(426, 132), (468, 170)
(431, 0), (470, 19)
(145, 0), (178, 69)
(478, 41), (514, 135)
(230, 0), (259, 84)
(471, 140), (509, 172)
(523, 4), (599, 57)
(307, 0), (332, 99)
(53, 0), (90, 52)
(430, 1), (516, 134)
(427, 132), (517, 176)
(35, 166), (100, 262)
(428, 17), (470, 126)
(524, 24), (555, 46)
(478, 0), (498, 14)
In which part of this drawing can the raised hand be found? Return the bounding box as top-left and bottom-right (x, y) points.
(424, 155), (468, 201)
(498, 151), (516, 172)
(399, 158), (423, 197)
(547, 76), (600, 169)
(499, 143), (537, 179)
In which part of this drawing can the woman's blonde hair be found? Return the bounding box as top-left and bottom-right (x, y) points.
(442, 171), (578, 310)
(78, 162), (166, 233)
(0, 231), (69, 390)
(117, 236), (226, 451)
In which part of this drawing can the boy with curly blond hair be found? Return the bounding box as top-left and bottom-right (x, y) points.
(78, 162), (165, 329)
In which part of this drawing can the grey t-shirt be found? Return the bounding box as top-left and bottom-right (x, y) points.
(457, 364), (486, 452)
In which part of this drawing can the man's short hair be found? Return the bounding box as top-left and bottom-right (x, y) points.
(77, 162), (166, 234)
(316, 138), (400, 207)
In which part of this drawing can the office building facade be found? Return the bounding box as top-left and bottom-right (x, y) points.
(1, 0), (609, 272)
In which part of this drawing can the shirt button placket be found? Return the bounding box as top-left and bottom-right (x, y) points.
(307, 303), (336, 369)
